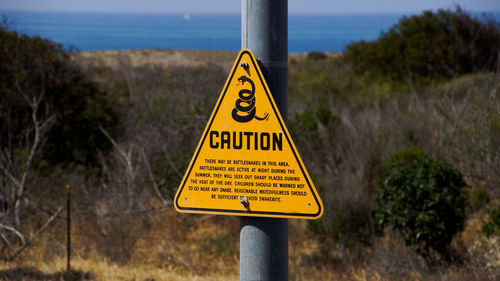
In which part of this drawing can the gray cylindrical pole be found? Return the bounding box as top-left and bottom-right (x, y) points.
(66, 184), (71, 272)
(240, 1), (288, 281)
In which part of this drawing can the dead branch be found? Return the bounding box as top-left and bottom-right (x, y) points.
(140, 148), (169, 206)
(12, 80), (56, 228)
(3, 205), (63, 261)
(99, 126), (139, 208)
(161, 145), (183, 178)
(0, 223), (26, 244)
(0, 162), (21, 188)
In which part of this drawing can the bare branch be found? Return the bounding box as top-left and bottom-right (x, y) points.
(14, 89), (55, 228)
(161, 145), (183, 178)
(99, 126), (127, 160)
(1, 148), (15, 176)
(0, 162), (21, 188)
(39, 115), (56, 132)
(14, 79), (32, 107)
(0, 233), (10, 247)
(4, 205), (63, 261)
(0, 223), (26, 244)
(99, 125), (140, 209)
(140, 148), (168, 206)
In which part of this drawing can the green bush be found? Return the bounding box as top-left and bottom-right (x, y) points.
(306, 51), (327, 61)
(309, 203), (374, 246)
(344, 7), (500, 85)
(289, 105), (340, 132)
(0, 20), (119, 166)
(482, 205), (500, 237)
(469, 188), (490, 212)
(373, 148), (468, 256)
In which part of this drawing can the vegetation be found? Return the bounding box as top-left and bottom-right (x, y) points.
(373, 148), (468, 256)
(1, 6), (500, 281)
(0, 19), (119, 166)
(344, 6), (500, 85)
(0, 19), (119, 261)
(482, 205), (500, 237)
(469, 187), (490, 212)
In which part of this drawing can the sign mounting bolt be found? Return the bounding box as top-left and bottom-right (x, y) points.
(240, 196), (250, 211)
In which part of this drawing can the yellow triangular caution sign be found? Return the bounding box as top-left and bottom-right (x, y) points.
(174, 49), (323, 219)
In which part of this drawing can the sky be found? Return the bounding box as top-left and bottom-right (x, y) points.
(0, 0), (499, 14)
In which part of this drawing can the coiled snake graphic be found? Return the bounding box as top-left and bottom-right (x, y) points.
(232, 76), (269, 123)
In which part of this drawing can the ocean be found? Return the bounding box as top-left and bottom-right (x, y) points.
(1, 11), (499, 53)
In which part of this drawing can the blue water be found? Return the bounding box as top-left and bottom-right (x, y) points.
(1, 11), (499, 53)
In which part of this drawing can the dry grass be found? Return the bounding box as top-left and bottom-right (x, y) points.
(74, 49), (339, 71)
(0, 256), (237, 281)
(2, 50), (498, 280)
(76, 49), (237, 70)
(0, 209), (499, 281)
(0, 208), (242, 280)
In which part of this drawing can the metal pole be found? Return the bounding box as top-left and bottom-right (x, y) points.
(66, 184), (71, 272)
(240, 1), (288, 280)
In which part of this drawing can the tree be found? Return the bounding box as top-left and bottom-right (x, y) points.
(0, 18), (118, 260)
(0, 18), (119, 167)
(373, 149), (468, 256)
(344, 7), (500, 85)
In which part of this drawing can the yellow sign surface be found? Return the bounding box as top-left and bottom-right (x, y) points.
(174, 49), (323, 219)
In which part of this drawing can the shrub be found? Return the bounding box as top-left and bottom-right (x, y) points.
(289, 105), (340, 132)
(344, 7), (500, 85)
(306, 51), (327, 61)
(469, 188), (490, 212)
(0, 20), (119, 166)
(309, 203), (374, 246)
(373, 148), (468, 256)
(482, 205), (500, 237)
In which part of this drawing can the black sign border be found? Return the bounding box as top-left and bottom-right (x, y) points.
(174, 50), (322, 218)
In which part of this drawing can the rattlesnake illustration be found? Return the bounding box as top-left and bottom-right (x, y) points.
(232, 76), (269, 123)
